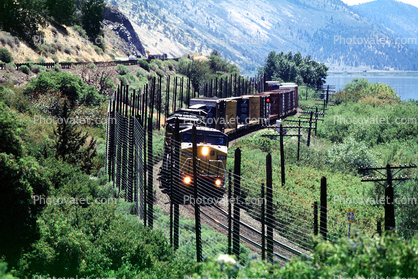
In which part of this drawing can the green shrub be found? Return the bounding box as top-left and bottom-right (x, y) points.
(0, 86), (15, 106)
(0, 48), (13, 63)
(73, 25), (88, 40)
(126, 73), (138, 83)
(327, 136), (377, 172)
(335, 78), (400, 105)
(24, 72), (102, 106)
(38, 57), (46, 63)
(318, 102), (418, 146)
(118, 75), (129, 86)
(87, 62), (96, 69)
(118, 64), (129, 75)
(149, 62), (158, 71)
(93, 45), (103, 55)
(54, 64), (60, 72)
(52, 54), (59, 63)
(5, 63), (16, 71)
(156, 69), (165, 77)
(31, 65), (45, 74)
(19, 65), (30, 75)
(165, 60), (176, 71)
(193, 234), (418, 278)
(138, 59), (150, 71)
(136, 71), (146, 78)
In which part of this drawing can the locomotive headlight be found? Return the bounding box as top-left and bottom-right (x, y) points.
(184, 176), (192, 184)
(215, 179), (222, 187)
(202, 146), (209, 156)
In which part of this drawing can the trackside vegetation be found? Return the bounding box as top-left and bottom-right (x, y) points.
(0, 62), (416, 278)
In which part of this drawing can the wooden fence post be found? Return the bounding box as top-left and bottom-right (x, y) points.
(320, 177), (327, 240)
(233, 148), (241, 260)
(192, 125), (202, 262)
(266, 153), (274, 262)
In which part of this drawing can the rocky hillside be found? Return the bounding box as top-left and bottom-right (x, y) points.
(0, 5), (145, 64)
(103, 5), (146, 57)
(107, 0), (418, 72)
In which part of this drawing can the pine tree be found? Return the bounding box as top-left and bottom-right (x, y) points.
(46, 0), (76, 26)
(54, 102), (97, 174)
(81, 0), (105, 46)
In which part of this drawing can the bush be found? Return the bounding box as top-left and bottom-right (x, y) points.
(138, 59), (150, 71)
(126, 73), (138, 84)
(19, 65), (30, 75)
(87, 62), (96, 69)
(0, 86), (15, 106)
(327, 136), (377, 172)
(5, 63), (16, 71)
(31, 91), (68, 116)
(118, 75), (129, 86)
(149, 62), (158, 71)
(52, 55), (59, 63)
(156, 69), (165, 77)
(165, 60), (176, 71)
(136, 71), (146, 78)
(335, 78), (400, 105)
(193, 234), (418, 278)
(93, 45), (103, 55)
(38, 57), (46, 63)
(31, 65), (45, 74)
(24, 72), (102, 106)
(118, 64), (129, 75)
(64, 47), (72, 55)
(0, 48), (13, 63)
(318, 102), (418, 146)
(73, 25), (88, 40)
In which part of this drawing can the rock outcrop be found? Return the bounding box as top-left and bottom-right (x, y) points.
(103, 5), (146, 57)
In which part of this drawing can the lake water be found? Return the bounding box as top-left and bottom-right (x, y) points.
(326, 72), (418, 101)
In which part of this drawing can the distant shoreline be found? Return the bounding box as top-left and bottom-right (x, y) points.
(328, 71), (418, 76)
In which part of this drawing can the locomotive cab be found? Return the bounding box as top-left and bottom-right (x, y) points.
(179, 127), (228, 195)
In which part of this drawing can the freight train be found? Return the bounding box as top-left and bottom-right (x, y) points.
(159, 82), (298, 203)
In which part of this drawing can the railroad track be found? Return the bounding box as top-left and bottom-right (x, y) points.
(152, 124), (311, 263)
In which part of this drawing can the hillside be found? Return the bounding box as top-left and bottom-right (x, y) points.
(351, 0), (418, 50)
(0, 5), (145, 64)
(107, 0), (418, 73)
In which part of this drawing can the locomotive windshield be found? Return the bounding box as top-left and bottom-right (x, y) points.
(182, 133), (226, 145)
(206, 136), (226, 145)
(183, 134), (204, 143)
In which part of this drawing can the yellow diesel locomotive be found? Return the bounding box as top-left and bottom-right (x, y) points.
(159, 109), (228, 203)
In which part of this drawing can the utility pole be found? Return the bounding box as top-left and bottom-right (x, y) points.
(359, 163), (417, 231)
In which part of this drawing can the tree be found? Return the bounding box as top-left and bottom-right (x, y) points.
(46, 0), (76, 26)
(0, 102), (49, 266)
(81, 0), (105, 47)
(54, 102), (97, 174)
(259, 51), (328, 88)
(0, 0), (46, 46)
